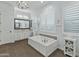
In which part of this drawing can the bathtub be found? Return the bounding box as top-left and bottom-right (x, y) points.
(28, 35), (57, 57)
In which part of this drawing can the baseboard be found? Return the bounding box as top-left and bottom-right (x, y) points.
(0, 40), (15, 45)
(14, 38), (27, 42)
(59, 48), (64, 51)
(0, 38), (28, 45)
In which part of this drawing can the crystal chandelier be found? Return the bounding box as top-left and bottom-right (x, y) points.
(16, 1), (29, 9)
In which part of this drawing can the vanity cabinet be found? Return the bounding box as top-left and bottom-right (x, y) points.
(64, 38), (76, 57)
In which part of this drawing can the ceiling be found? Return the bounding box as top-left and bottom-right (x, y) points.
(4, 1), (48, 10)
(2, 1), (73, 13)
(4, 1), (71, 9)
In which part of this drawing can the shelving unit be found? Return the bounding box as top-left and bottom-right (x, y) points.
(64, 37), (76, 57)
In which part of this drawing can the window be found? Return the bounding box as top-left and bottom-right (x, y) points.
(63, 3), (79, 33)
(39, 6), (56, 33)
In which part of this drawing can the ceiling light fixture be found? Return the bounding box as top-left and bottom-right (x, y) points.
(16, 1), (29, 9)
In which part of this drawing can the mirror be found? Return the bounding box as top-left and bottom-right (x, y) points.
(14, 18), (32, 29)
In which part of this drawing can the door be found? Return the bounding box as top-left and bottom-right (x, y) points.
(0, 12), (1, 43)
(0, 3), (14, 45)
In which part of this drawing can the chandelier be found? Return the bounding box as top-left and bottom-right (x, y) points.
(16, 1), (29, 9)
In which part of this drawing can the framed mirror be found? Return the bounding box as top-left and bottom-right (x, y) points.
(14, 18), (32, 29)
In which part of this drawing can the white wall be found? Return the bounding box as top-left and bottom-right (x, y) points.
(55, 3), (64, 50)
(0, 2), (33, 45)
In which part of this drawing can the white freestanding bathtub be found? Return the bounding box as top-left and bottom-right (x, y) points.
(28, 35), (57, 57)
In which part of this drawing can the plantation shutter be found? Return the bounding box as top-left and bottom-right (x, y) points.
(63, 3), (79, 33)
